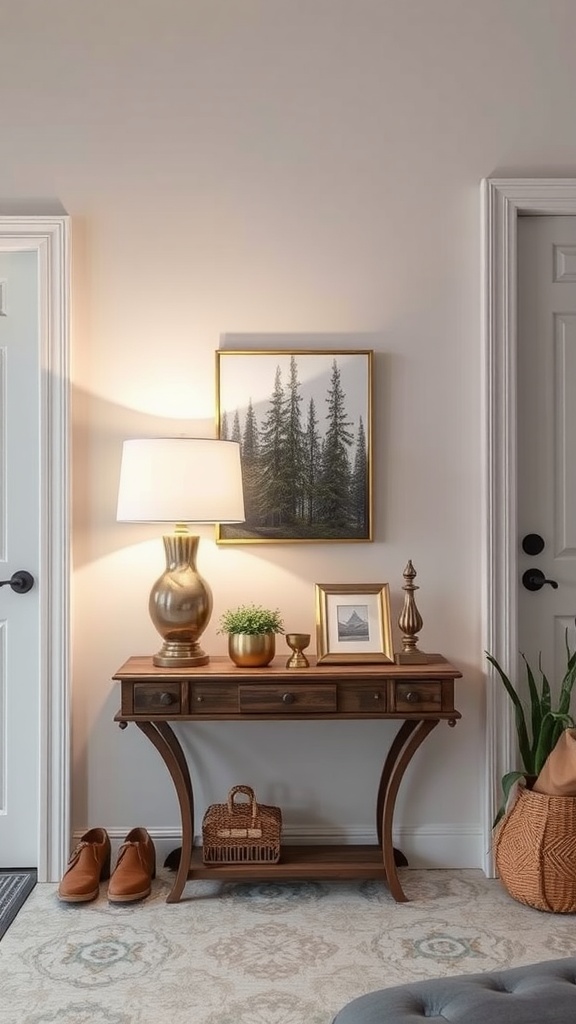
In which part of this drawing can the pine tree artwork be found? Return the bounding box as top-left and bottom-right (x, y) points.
(216, 349), (373, 543)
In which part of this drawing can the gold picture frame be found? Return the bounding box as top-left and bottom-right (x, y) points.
(216, 348), (373, 544)
(315, 583), (393, 664)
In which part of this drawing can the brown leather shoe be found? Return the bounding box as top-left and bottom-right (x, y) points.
(108, 827), (156, 903)
(58, 827), (111, 903)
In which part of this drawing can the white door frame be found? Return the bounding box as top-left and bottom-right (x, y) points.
(481, 179), (576, 873)
(0, 216), (70, 881)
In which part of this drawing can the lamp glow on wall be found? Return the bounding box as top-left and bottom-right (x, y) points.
(117, 437), (245, 668)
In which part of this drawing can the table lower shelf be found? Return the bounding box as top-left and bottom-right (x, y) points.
(184, 844), (389, 882)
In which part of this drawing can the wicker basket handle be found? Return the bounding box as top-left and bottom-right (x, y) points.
(227, 785), (258, 821)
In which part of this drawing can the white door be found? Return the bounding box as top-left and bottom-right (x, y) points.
(0, 219), (70, 880)
(517, 216), (576, 685)
(482, 179), (576, 874)
(0, 251), (40, 866)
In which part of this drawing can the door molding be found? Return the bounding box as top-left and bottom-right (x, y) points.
(481, 179), (576, 873)
(0, 216), (70, 881)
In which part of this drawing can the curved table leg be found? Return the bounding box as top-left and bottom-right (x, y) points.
(376, 719), (439, 902)
(376, 721), (418, 847)
(136, 721), (194, 903)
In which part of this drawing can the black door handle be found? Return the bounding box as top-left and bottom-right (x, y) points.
(522, 568), (558, 592)
(0, 570), (34, 594)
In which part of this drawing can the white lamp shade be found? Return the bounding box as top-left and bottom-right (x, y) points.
(117, 437), (245, 523)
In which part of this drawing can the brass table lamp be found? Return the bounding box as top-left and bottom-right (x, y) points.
(117, 437), (245, 667)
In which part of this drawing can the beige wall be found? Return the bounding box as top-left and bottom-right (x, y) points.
(3, 0), (575, 865)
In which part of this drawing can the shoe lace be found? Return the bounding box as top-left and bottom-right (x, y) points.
(115, 841), (141, 867)
(66, 840), (96, 869)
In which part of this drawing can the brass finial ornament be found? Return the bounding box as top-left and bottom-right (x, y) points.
(395, 560), (429, 665)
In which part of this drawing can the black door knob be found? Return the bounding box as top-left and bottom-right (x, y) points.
(0, 570), (34, 594)
(522, 533), (545, 556)
(522, 568), (558, 592)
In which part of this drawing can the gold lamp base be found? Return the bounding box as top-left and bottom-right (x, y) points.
(149, 531), (212, 668)
(153, 641), (209, 669)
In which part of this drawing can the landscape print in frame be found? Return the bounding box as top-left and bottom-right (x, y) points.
(315, 582), (393, 664)
(216, 349), (373, 543)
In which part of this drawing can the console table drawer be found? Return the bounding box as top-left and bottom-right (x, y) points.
(392, 682), (442, 712)
(338, 682), (387, 713)
(133, 683), (181, 714)
(190, 683), (238, 714)
(238, 684), (337, 713)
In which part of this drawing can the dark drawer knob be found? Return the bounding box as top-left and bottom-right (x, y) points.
(282, 692), (295, 704)
(159, 691), (176, 706)
(404, 691), (420, 704)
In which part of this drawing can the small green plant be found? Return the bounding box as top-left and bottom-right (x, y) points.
(218, 603), (285, 636)
(486, 628), (576, 825)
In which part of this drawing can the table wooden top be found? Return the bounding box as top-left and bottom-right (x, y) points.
(113, 654), (462, 681)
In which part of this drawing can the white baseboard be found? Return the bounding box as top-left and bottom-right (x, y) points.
(76, 823), (484, 873)
(279, 824), (483, 869)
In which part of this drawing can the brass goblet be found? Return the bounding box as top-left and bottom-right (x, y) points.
(285, 632), (311, 669)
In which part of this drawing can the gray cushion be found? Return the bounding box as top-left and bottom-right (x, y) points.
(332, 957), (576, 1023)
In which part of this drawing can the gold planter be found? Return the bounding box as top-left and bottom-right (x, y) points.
(228, 633), (276, 668)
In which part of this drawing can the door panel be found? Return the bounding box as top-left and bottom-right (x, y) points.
(518, 216), (576, 692)
(556, 314), (576, 555)
(0, 251), (40, 866)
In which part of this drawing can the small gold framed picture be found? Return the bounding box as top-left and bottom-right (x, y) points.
(315, 583), (393, 665)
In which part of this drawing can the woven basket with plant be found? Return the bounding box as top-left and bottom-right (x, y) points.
(488, 628), (576, 912)
(494, 784), (576, 912)
(486, 629), (576, 825)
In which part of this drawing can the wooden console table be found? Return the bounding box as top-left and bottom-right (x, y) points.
(113, 655), (461, 904)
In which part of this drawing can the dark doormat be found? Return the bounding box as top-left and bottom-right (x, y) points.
(0, 869), (37, 940)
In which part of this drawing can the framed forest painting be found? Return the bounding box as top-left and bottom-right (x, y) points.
(215, 348), (373, 543)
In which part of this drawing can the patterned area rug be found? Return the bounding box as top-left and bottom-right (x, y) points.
(0, 869), (574, 1023)
(0, 868), (36, 940)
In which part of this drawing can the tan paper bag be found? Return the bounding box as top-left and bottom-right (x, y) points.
(533, 728), (576, 796)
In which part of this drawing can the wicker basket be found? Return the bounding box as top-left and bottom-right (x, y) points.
(202, 785), (282, 864)
(494, 785), (576, 913)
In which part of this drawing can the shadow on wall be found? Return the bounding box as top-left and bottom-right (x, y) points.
(71, 334), (392, 571)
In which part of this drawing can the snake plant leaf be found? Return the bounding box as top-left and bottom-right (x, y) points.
(533, 713), (555, 776)
(558, 650), (576, 716)
(534, 711), (575, 775)
(523, 656), (542, 768)
(485, 652), (532, 773)
(551, 714), (573, 753)
(538, 654), (552, 718)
